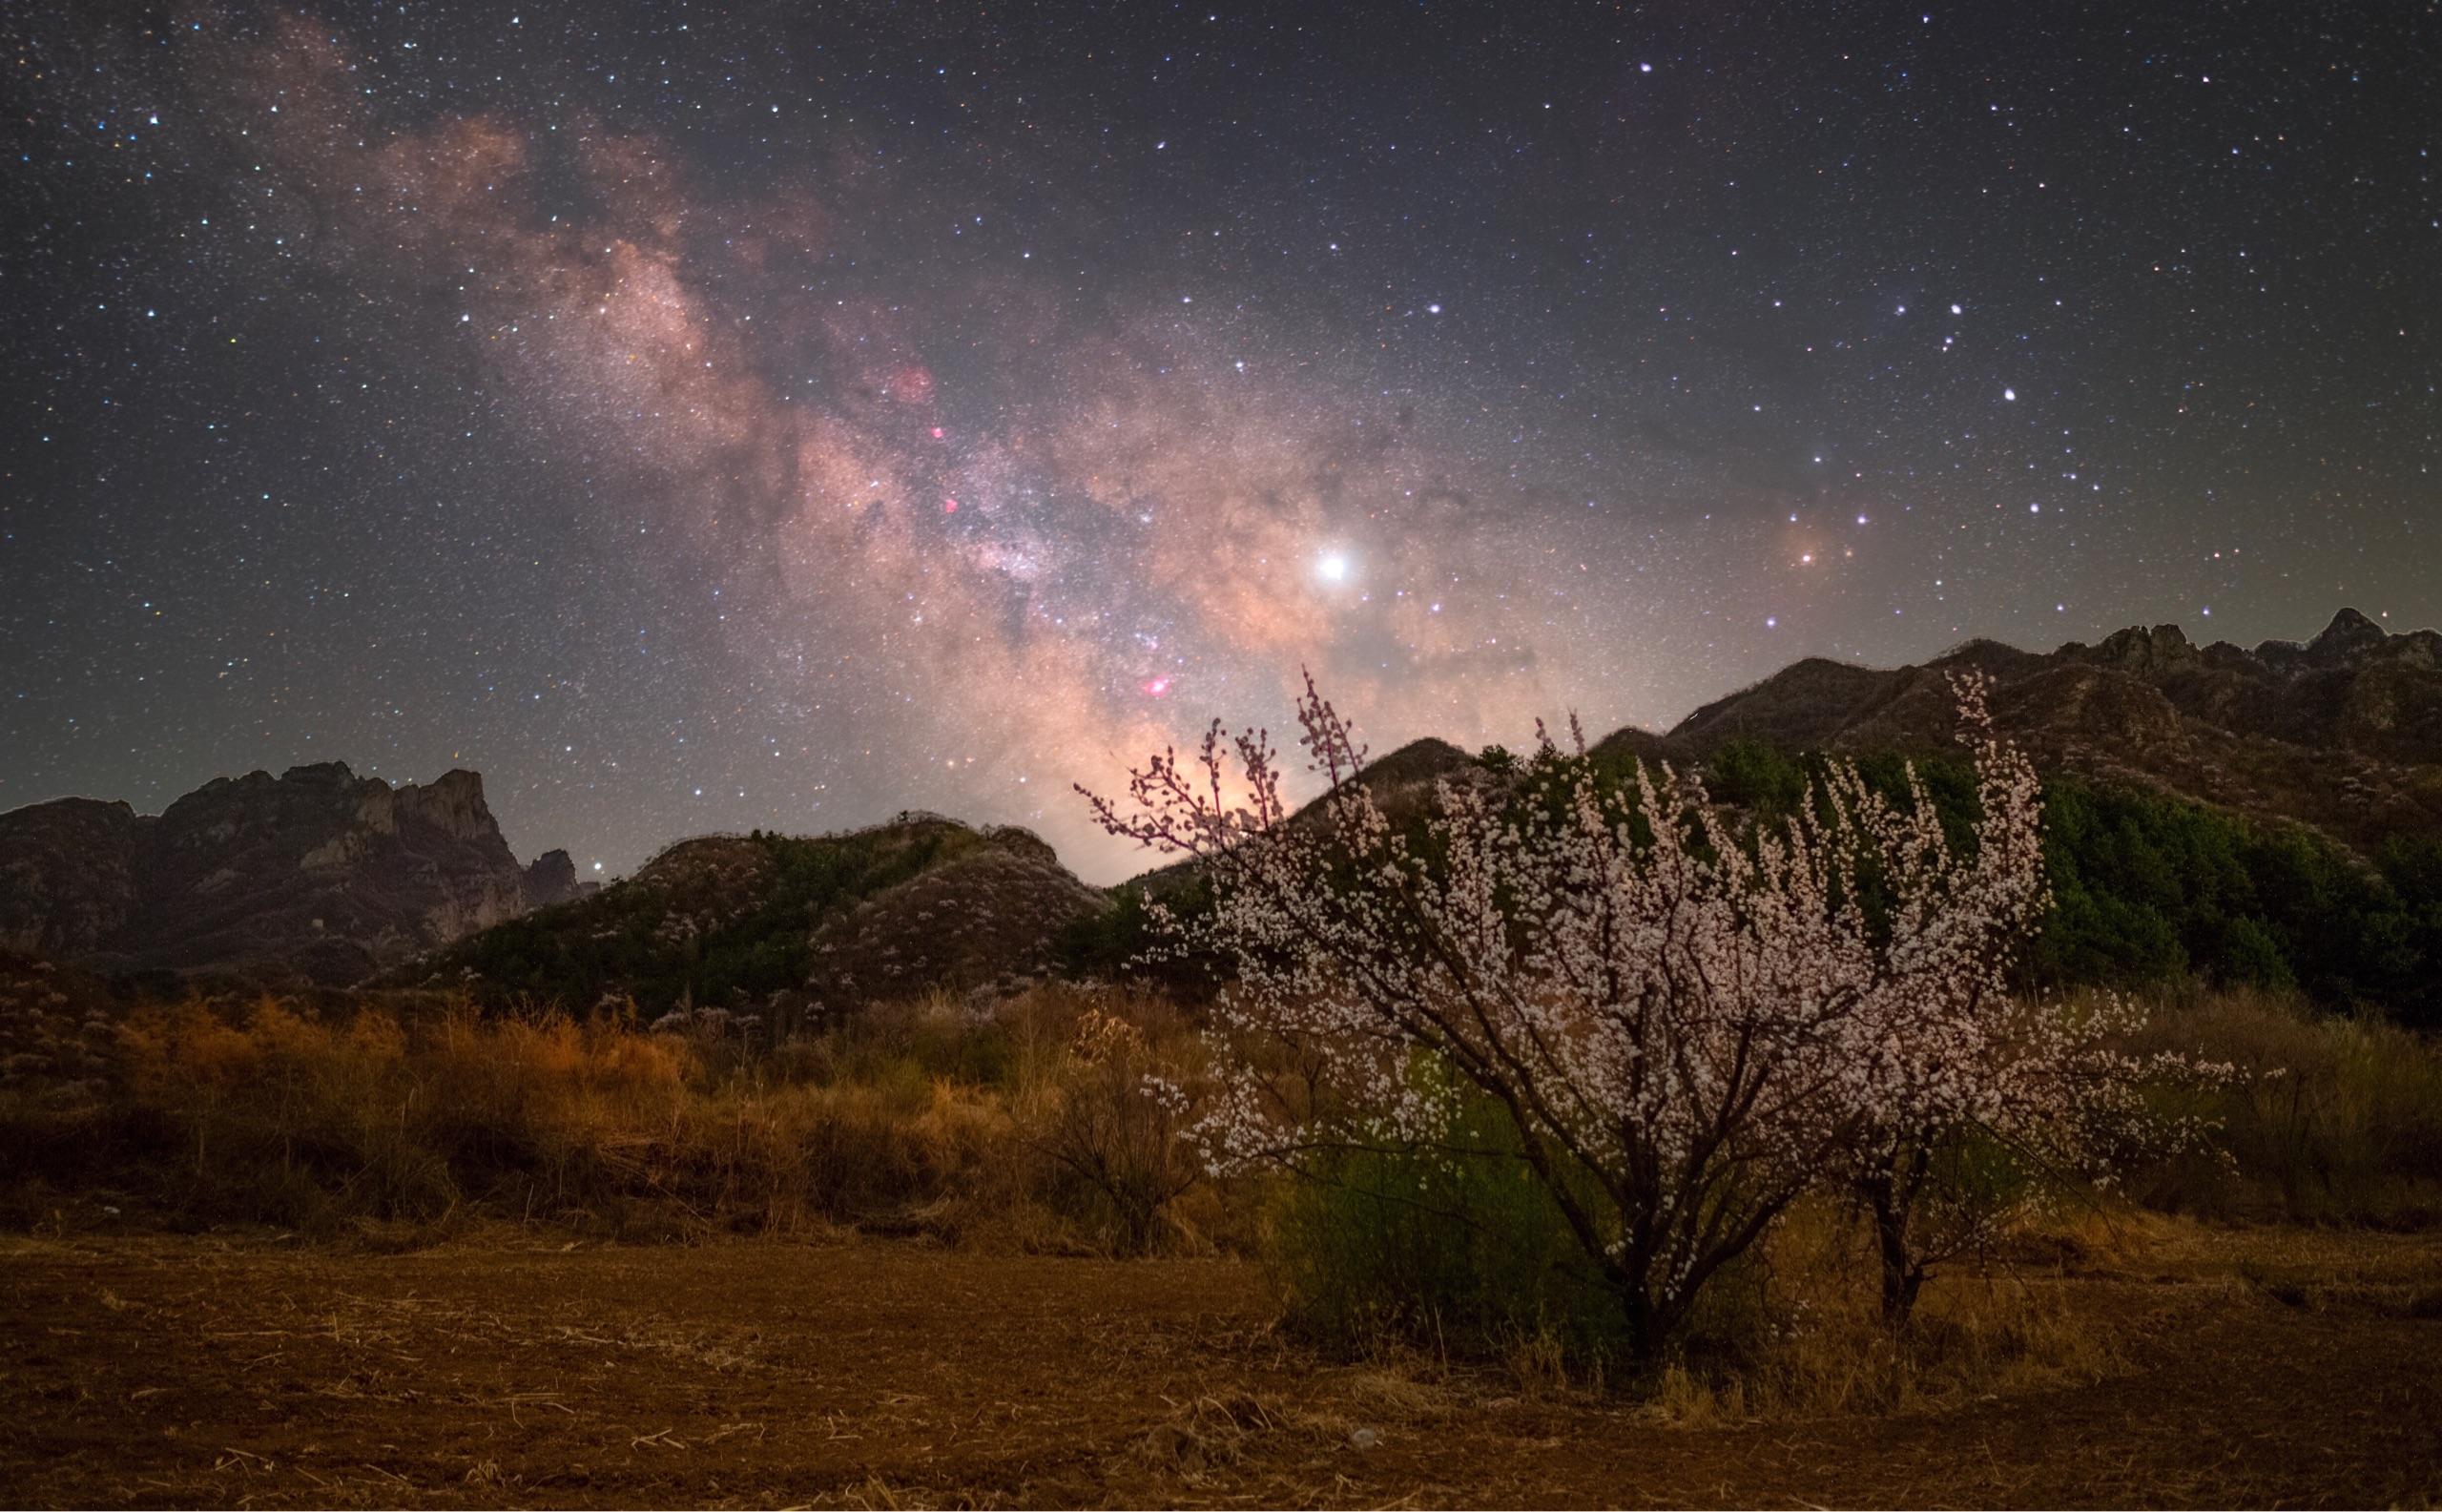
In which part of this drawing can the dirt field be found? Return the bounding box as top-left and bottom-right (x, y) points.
(4, 1227), (2439, 1508)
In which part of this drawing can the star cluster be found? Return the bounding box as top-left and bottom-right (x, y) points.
(3, 2), (2435, 878)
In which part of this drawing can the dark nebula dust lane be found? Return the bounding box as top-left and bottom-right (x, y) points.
(3, 2), (2435, 879)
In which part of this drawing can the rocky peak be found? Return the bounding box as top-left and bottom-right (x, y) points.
(391, 768), (497, 841)
(2090, 623), (2201, 673)
(522, 848), (593, 907)
(2303, 607), (2389, 666)
(978, 824), (1064, 867)
(279, 760), (362, 788)
(1649, 607), (2442, 860)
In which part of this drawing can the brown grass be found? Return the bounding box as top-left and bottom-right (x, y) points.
(1635, 1202), (2120, 1426)
(0, 984), (1219, 1253)
(2131, 986), (2442, 1224)
(5, 978), (2439, 1444)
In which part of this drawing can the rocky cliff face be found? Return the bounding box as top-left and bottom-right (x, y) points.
(0, 764), (581, 984)
(0, 799), (150, 962)
(1654, 609), (2442, 856)
(2079, 611), (2442, 768)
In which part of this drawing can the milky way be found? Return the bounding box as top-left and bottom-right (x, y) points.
(4, 3), (2435, 879)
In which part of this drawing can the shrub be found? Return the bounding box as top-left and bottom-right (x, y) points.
(1269, 1088), (1633, 1365)
(2031, 778), (2435, 1021)
(1026, 1004), (1206, 1253)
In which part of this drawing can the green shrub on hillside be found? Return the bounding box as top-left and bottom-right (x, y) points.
(429, 823), (988, 1013)
(2034, 778), (2438, 1024)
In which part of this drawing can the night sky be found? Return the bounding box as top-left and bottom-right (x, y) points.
(4, 3), (2436, 880)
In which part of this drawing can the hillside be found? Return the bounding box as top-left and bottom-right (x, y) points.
(1101, 610), (2442, 1023)
(404, 816), (1109, 1023)
(1120, 609), (2437, 875)
(1660, 609), (2442, 859)
(0, 764), (585, 985)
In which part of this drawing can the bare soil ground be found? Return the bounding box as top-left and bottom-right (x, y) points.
(4, 1226), (2439, 1508)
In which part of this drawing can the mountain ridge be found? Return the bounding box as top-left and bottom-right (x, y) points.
(3, 609), (2433, 995)
(0, 762), (589, 985)
(1632, 608), (2439, 858)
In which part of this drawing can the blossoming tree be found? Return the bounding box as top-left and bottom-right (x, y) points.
(1828, 677), (2230, 1324)
(1084, 672), (2177, 1357)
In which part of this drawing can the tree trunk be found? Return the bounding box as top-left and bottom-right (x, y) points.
(1615, 1250), (1686, 1367)
(1622, 1285), (1659, 1364)
(1872, 1188), (1926, 1328)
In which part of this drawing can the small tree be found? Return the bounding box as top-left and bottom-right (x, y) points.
(1852, 984), (2234, 1325)
(1838, 679), (2229, 1326)
(1082, 672), (2056, 1360)
(1823, 673), (2048, 1324)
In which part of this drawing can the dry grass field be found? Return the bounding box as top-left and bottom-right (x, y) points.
(7, 976), (2441, 1507)
(5, 1221), (2439, 1509)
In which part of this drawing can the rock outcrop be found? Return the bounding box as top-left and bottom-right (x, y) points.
(521, 849), (590, 908)
(802, 825), (1109, 1008)
(0, 764), (577, 984)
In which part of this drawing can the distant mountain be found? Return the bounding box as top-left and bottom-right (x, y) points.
(401, 816), (1109, 1022)
(8, 611), (2432, 997)
(1649, 608), (2441, 857)
(0, 764), (588, 985)
(1092, 610), (2442, 1023)
(1121, 608), (2435, 885)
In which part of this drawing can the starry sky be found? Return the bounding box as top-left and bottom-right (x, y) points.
(3, 2), (2436, 880)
